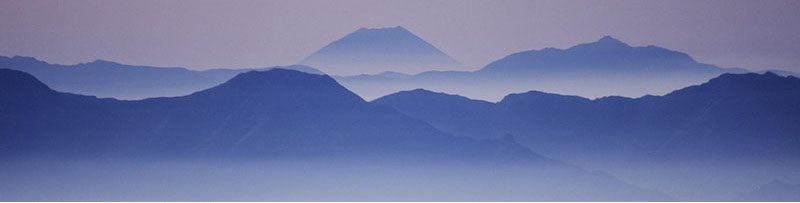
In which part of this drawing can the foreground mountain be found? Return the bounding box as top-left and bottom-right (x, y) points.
(372, 72), (800, 200)
(0, 68), (532, 160)
(0, 68), (673, 201)
(337, 36), (754, 101)
(0, 55), (323, 100)
(300, 26), (461, 75)
(374, 71), (800, 162)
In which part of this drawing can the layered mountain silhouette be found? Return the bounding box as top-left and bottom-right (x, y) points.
(337, 36), (754, 101)
(0, 68), (677, 201)
(5, 36), (796, 102)
(372, 72), (800, 201)
(0, 55), (323, 100)
(479, 36), (716, 74)
(0, 68), (535, 160)
(373, 71), (800, 162)
(300, 26), (461, 75)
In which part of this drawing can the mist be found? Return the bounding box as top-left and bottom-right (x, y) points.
(0, 158), (673, 201)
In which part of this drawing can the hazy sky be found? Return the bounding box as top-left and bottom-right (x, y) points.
(1, 0), (799, 73)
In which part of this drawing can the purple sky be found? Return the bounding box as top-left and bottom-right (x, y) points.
(1, 0), (799, 73)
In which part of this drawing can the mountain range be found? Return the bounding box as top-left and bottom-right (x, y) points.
(372, 71), (800, 200)
(2, 27), (800, 200)
(0, 68), (677, 201)
(7, 30), (795, 102)
(374, 71), (800, 161)
(0, 68), (533, 161)
(0, 56), (322, 100)
(336, 36), (768, 101)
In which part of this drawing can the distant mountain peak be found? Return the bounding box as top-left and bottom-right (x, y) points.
(88, 59), (122, 66)
(478, 35), (703, 76)
(577, 35), (630, 49)
(597, 35), (626, 45)
(300, 26), (461, 75)
(356, 26), (408, 32)
(342, 26), (419, 41)
(195, 68), (366, 105)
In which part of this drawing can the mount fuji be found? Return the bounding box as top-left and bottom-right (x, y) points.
(300, 26), (461, 75)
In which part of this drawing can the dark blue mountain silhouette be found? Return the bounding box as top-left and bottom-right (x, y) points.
(0, 68), (683, 200)
(373, 72), (800, 162)
(0, 68), (542, 161)
(0, 55), (323, 100)
(372, 72), (800, 200)
(371, 89), (505, 139)
(300, 26), (461, 75)
(337, 36), (759, 101)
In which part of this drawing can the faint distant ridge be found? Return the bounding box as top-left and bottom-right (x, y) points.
(335, 35), (764, 101)
(300, 26), (461, 75)
(477, 35), (732, 74)
(0, 55), (324, 99)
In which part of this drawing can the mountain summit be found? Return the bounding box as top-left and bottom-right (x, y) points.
(595, 35), (627, 45)
(190, 68), (367, 108)
(300, 26), (461, 75)
(478, 35), (702, 74)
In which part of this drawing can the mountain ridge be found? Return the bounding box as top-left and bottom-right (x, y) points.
(373, 71), (800, 161)
(336, 35), (756, 101)
(0, 68), (543, 162)
(0, 55), (324, 99)
(371, 71), (800, 200)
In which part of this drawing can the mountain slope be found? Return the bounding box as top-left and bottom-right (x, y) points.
(300, 26), (461, 75)
(479, 36), (714, 74)
(0, 68), (677, 201)
(372, 89), (504, 139)
(372, 72), (800, 201)
(374, 72), (800, 161)
(0, 68), (538, 161)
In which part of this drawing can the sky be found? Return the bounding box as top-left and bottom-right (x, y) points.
(1, 0), (799, 73)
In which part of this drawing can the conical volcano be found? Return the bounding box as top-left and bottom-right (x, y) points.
(300, 26), (461, 75)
